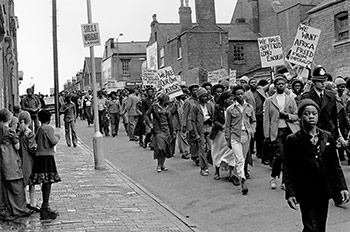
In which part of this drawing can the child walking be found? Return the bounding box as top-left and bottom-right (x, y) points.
(30, 109), (61, 220)
(0, 109), (31, 217)
(18, 111), (40, 213)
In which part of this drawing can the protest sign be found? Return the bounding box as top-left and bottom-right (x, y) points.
(157, 67), (183, 99)
(287, 24), (321, 67)
(142, 69), (159, 86)
(208, 68), (228, 84)
(81, 23), (100, 47)
(258, 36), (284, 67)
(229, 69), (237, 85)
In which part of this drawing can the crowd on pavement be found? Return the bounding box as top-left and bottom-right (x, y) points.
(1, 65), (350, 231)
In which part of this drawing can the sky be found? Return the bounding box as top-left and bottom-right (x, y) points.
(15, 0), (237, 95)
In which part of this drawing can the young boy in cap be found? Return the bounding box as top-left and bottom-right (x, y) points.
(284, 99), (349, 232)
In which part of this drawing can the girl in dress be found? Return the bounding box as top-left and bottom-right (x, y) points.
(30, 109), (61, 220)
(18, 111), (40, 213)
(145, 93), (175, 172)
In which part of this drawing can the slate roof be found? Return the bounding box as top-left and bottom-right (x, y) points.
(111, 41), (148, 55)
(307, 0), (344, 13)
(267, 0), (321, 13)
(219, 23), (258, 41)
(84, 57), (102, 73)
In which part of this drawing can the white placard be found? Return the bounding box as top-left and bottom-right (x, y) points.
(258, 36), (284, 67)
(81, 23), (101, 47)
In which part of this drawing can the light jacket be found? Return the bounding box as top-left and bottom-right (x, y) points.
(225, 101), (256, 142)
(125, 94), (140, 117)
(263, 94), (299, 141)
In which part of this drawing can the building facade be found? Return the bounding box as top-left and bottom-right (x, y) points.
(82, 57), (102, 91)
(102, 39), (147, 88)
(308, 0), (350, 77)
(147, 0), (261, 85)
(0, 0), (19, 110)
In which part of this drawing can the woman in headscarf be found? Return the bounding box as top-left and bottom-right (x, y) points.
(145, 93), (175, 172)
(210, 91), (234, 180)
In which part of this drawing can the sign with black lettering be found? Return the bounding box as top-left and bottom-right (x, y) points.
(287, 24), (321, 67)
(81, 23), (101, 47)
(157, 67), (183, 99)
(258, 36), (284, 67)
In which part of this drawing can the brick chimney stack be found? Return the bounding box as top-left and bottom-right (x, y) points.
(250, 0), (260, 33)
(195, 0), (216, 26)
(179, 0), (192, 32)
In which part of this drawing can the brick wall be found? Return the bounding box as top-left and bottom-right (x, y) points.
(228, 41), (260, 76)
(309, 1), (350, 77)
(259, 1), (279, 37)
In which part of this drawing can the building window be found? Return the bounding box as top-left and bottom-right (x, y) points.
(121, 59), (130, 75)
(177, 39), (182, 59)
(155, 32), (157, 42)
(159, 47), (165, 68)
(233, 44), (245, 63)
(335, 12), (349, 41)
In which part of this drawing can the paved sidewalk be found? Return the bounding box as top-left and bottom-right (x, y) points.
(0, 128), (198, 232)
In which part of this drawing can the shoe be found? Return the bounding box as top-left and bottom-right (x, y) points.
(67, 144), (71, 147)
(40, 208), (58, 220)
(220, 161), (229, 171)
(270, 177), (277, 189)
(182, 154), (190, 159)
(73, 144), (77, 147)
(161, 166), (168, 171)
(245, 172), (250, 179)
(129, 138), (138, 141)
(241, 179), (248, 195)
(26, 204), (41, 213)
(143, 143), (148, 149)
(230, 174), (240, 186)
(200, 170), (208, 176)
(139, 142), (144, 147)
(157, 167), (161, 173)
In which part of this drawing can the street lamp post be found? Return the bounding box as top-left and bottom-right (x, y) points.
(116, 33), (123, 81)
(86, 0), (105, 170)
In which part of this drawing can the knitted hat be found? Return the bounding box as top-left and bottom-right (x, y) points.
(334, 77), (346, 86)
(240, 76), (249, 83)
(311, 66), (327, 82)
(188, 84), (199, 92)
(219, 79), (230, 90)
(196, 87), (208, 98)
(273, 74), (287, 85)
(297, 99), (320, 118)
(201, 82), (212, 89)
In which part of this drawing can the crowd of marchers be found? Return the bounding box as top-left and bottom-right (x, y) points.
(10, 65), (349, 230)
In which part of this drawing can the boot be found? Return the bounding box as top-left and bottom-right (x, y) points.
(40, 207), (58, 220)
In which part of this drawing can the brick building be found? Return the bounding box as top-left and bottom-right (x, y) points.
(82, 57), (102, 91)
(307, 0), (350, 77)
(102, 39), (147, 88)
(0, 0), (19, 110)
(147, 0), (260, 85)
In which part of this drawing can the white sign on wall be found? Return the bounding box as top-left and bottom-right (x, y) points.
(146, 42), (158, 70)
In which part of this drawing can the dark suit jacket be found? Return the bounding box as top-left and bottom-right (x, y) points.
(145, 103), (174, 135)
(210, 104), (225, 139)
(300, 89), (339, 138)
(284, 129), (348, 204)
(190, 101), (214, 137)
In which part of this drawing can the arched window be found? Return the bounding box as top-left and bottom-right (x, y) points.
(335, 12), (349, 41)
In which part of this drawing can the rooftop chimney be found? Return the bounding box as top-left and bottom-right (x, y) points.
(195, 0), (216, 26)
(179, 0), (192, 32)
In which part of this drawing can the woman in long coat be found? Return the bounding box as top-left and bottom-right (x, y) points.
(210, 91), (234, 180)
(145, 93), (174, 172)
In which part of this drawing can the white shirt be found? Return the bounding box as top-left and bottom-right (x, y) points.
(200, 104), (210, 122)
(275, 93), (287, 128)
(234, 101), (246, 131)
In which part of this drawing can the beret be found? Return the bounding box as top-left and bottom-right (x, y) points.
(297, 99), (320, 118)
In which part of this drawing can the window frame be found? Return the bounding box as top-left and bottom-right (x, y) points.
(159, 47), (165, 68)
(177, 38), (182, 60)
(233, 43), (246, 64)
(335, 11), (349, 42)
(121, 59), (131, 76)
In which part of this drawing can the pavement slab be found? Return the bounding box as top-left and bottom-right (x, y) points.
(0, 127), (198, 232)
